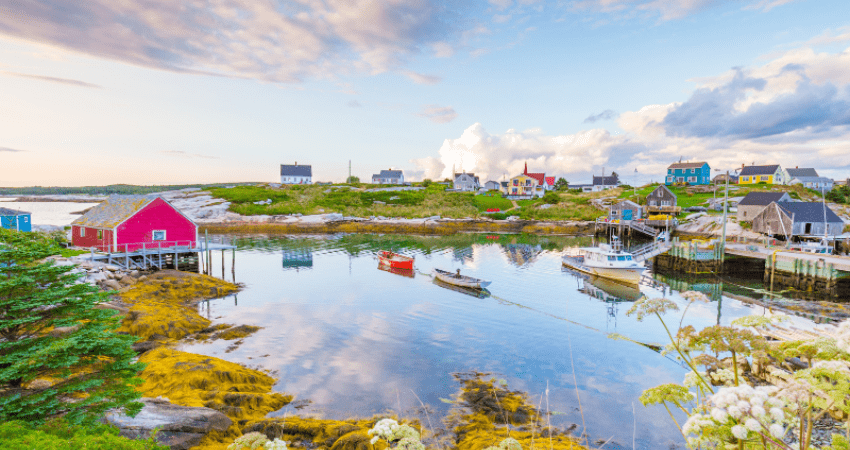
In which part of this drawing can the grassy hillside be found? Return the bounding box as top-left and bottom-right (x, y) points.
(207, 183), (605, 221)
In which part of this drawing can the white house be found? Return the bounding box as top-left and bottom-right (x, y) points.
(280, 163), (312, 184)
(453, 172), (480, 191)
(372, 169), (404, 185)
(484, 180), (500, 191)
(592, 175), (619, 192)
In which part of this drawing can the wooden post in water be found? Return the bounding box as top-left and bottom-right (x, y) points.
(204, 230), (210, 275)
(221, 250), (224, 279)
(232, 248), (236, 283)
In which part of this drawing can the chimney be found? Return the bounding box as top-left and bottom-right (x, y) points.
(295, 161), (298, 166)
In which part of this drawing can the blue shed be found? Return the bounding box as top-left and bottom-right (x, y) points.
(0, 207), (32, 232)
(665, 161), (711, 185)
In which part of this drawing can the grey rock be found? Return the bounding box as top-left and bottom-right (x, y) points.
(324, 213), (344, 221)
(104, 398), (232, 450)
(120, 275), (137, 286)
(102, 279), (122, 291)
(131, 341), (161, 355)
(104, 264), (121, 272)
(130, 270), (140, 277)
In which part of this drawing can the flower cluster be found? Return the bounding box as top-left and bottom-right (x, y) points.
(682, 385), (788, 447)
(708, 368), (736, 387)
(368, 418), (423, 450)
(483, 437), (522, 450)
(227, 432), (287, 450)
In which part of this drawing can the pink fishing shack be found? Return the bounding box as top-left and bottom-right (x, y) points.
(71, 195), (197, 252)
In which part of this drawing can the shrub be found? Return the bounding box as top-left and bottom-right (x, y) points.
(0, 420), (167, 450)
(541, 191), (560, 204)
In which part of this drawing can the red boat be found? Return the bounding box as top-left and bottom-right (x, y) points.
(378, 251), (415, 270)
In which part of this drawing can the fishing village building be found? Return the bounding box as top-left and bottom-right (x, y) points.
(645, 185), (679, 215)
(751, 201), (844, 238)
(592, 174), (619, 192)
(736, 192), (792, 222)
(608, 200), (643, 221)
(280, 162), (312, 185)
(521, 163), (555, 191)
(506, 173), (539, 198)
(738, 164), (787, 185)
(785, 168), (834, 191)
(0, 207), (31, 232)
(665, 161), (710, 185)
(453, 172), (480, 191)
(484, 180), (501, 191)
(71, 195), (198, 252)
(371, 169), (404, 185)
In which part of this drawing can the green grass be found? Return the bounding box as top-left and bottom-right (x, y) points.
(205, 183), (613, 221)
(473, 192), (514, 211)
(0, 420), (167, 450)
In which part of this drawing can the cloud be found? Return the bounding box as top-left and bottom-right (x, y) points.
(159, 150), (218, 159)
(0, 147), (27, 152)
(0, 0), (469, 83)
(570, 0), (799, 21)
(412, 44), (850, 184)
(1, 71), (102, 88)
(347, 100), (362, 108)
(402, 71), (442, 85)
(583, 109), (617, 123)
(418, 105), (458, 123)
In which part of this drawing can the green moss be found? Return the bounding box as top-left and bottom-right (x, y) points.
(0, 420), (167, 450)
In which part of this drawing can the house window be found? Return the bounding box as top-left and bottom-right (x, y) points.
(649, 200), (657, 206)
(152, 230), (166, 241)
(97, 230), (103, 239)
(80, 227), (85, 237)
(668, 169), (672, 174)
(611, 210), (618, 216)
(662, 201), (671, 206)
(688, 177), (697, 183)
(742, 177), (749, 182)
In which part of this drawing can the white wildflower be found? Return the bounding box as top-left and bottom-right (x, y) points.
(728, 405), (742, 419)
(769, 423), (785, 438)
(731, 424), (748, 440)
(264, 438), (288, 450)
(710, 408), (728, 422)
(744, 418), (761, 432)
(684, 371), (706, 388)
(750, 405), (766, 417)
(736, 400), (751, 413)
(770, 407), (784, 421)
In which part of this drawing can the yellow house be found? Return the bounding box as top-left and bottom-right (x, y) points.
(738, 164), (787, 185)
(507, 174), (539, 197)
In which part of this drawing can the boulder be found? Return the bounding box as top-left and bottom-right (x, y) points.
(102, 279), (122, 291)
(104, 264), (121, 272)
(130, 270), (140, 278)
(104, 397), (232, 450)
(131, 340), (161, 355)
(120, 275), (137, 286)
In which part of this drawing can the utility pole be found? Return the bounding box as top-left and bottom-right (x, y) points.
(720, 170), (729, 261)
(349, 160), (351, 182)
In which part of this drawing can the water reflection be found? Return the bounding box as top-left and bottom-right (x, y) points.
(377, 264), (415, 278)
(433, 278), (492, 298)
(282, 248), (313, 269)
(181, 233), (834, 450)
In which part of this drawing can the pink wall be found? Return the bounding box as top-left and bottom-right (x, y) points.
(115, 198), (197, 252)
(71, 226), (112, 251)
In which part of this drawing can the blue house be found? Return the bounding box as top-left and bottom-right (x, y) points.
(0, 207), (32, 232)
(665, 161), (711, 185)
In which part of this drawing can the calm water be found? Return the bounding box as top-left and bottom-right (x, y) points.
(0, 199), (100, 227)
(180, 234), (823, 450)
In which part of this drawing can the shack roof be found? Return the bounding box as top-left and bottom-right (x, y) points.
(280, 164), (312, 177)
(790, 176), (833, 185)
(71, 195), (158, 229)
(739, 165), (780, 176)
(649, 185), (676, 199)
(786, 168), (818, 178)
(0, 207), (30, 216)
(593, 175), (618, 186)
(738, 192), (790, 206)
(667, 161), (708, 170)
(778, 202), (843, 223)
(373, 169), (403, 178)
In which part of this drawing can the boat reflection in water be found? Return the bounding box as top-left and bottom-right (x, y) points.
(377, 264), (415, 278)
(562, 266), (643, 303)
(433, 278), (492, 298)
(282, 248), (313, 270)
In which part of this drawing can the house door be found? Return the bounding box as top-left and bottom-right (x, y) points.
(804, 223), (812, 234)
(623, 210), (633, 220)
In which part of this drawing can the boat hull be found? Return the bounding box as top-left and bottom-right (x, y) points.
(562, 256), (644, 285)
(378, 251), (414, 270)
(432, 269), (491, 289)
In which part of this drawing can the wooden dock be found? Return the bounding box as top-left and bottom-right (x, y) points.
(81, 238), (236, 274)
(594, 217), (660, 238)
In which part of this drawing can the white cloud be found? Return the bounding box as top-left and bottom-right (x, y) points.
(0, 0), (468, 83)
(402, 71), (442, 85)
(571, 0), (801, 21)
(412, 44), (850, 183)
(417, 105), (458, 123)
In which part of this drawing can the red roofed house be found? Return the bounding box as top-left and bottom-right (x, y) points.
(71, 195), (197, 252)
(523, 163), (555, 192)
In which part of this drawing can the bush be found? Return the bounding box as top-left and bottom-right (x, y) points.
(421, 179), (432, 187)
(541, 191), (560, 204)
(0, 420), (167, 450)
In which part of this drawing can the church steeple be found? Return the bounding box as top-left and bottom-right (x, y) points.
(523, 161), (528, 175)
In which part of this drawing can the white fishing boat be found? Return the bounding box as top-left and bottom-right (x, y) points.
(561, 237), (646, 285)
(433, 268), (491, 289)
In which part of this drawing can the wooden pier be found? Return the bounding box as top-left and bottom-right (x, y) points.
(81, 237), (237, 276)
(594, 217), (660, 238)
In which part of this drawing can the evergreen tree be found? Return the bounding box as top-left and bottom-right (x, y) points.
(0, 229), (144, 425)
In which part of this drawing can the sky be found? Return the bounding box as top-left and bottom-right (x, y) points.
(1, 0), (850, 187)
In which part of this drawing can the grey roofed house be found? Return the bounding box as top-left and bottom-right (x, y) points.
(593, 175), (618, 186)
(737, 192), (792, 222)
(484, 180), (500, 191)
(372, 169), (404, 184)
(789, 176), (834, 190)
(786, 168), (818, 178)
(0, 207), (31, 216)
(752, 201), (844, 237)
(280, 164), (312, 177)
(739, 165), (780, 176)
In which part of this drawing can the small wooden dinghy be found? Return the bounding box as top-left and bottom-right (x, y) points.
(378, 251), (414, 270)
(434, 278), (491, 298)
(432, 268), (491, 289)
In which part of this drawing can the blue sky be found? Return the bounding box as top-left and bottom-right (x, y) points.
(1, 0), (849, 186)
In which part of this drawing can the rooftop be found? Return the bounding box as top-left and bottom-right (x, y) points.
(0, 207), (30, 216)
(281, 164), (312, 177)
(72, 195), (158, 229)
(777, 202), (843, 223)
(738, 192), (790, 206)
(667, 161), (708, 169)
(739, 165), (780, 176)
